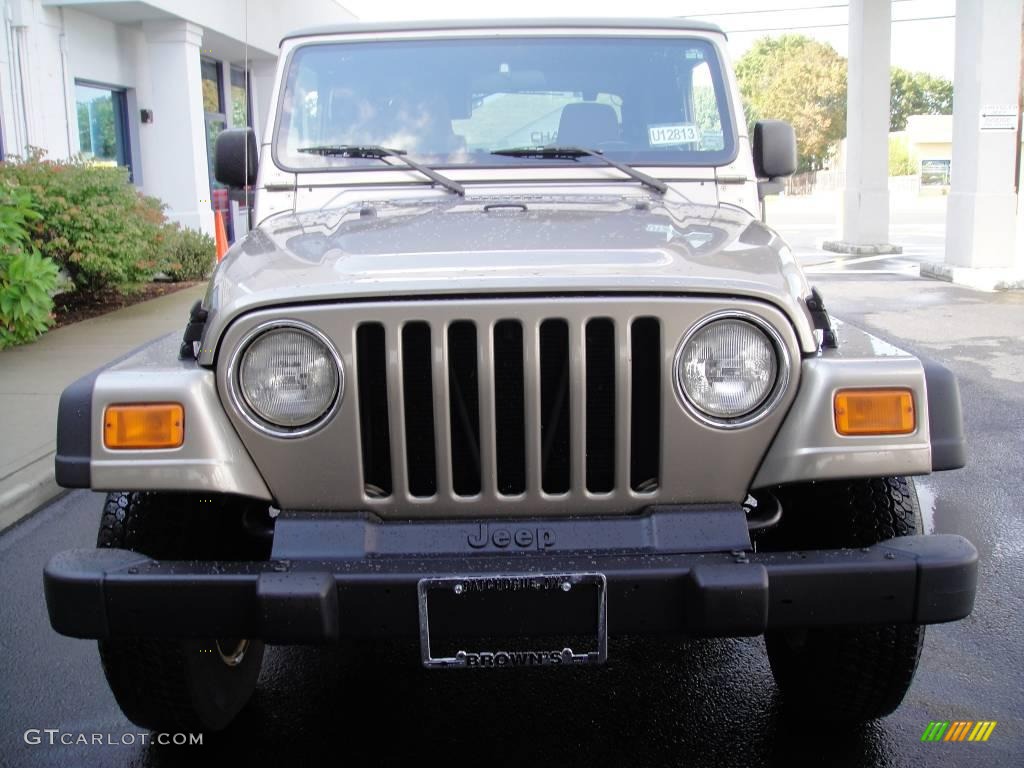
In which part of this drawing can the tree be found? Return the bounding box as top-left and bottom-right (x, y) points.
(890, 67), (953, 131)
(735, 35), (847, 172)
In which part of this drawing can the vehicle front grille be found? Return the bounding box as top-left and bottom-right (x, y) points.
(354, 314), (662, 507)
(217, 296), (802, 516)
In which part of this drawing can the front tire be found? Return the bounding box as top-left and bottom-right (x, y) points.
(96, 492), (268, 732)
(762, 477), (926, 721)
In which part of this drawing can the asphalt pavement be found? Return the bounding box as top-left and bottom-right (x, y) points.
(1, 204), (1021, 767)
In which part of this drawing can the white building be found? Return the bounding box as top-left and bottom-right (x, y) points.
(0, 0), (355, 235)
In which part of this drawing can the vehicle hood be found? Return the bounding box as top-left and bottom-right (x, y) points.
(200, 195), (815, 364)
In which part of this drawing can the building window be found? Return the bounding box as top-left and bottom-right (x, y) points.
(230, 65), (252, 130)
(75, 82), (131, 179)
(202, 58), (254, 243)
(201, 58), (227, 195)
(201, 58), (224, 115)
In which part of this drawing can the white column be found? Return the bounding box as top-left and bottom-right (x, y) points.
(139, 20), (214, 235)
(831, 0), (896, 252)
(941, 0), (1024, 279)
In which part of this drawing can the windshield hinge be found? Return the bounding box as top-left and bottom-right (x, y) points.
(806, 287), (839, 349)
(179, 300), (209, 360)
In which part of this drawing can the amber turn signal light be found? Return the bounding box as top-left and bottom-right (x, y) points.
(104, 404), (184, 449)
(834, 389), (915, 436)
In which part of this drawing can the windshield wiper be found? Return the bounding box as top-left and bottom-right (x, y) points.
(297, 145), (465, 196)
(491, 146), (668, 195)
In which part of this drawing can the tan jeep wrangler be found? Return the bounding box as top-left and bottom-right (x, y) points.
(44, 18), (976, 732)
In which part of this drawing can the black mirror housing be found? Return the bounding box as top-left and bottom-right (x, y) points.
(215, 128), (258, 188)
(752, 120), (797, 180)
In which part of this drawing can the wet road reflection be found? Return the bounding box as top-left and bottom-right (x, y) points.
(138, 637), (909, 768)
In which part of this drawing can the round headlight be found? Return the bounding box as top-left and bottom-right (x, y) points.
(675, 316), (782, 424)
(236, 324), (342, 433)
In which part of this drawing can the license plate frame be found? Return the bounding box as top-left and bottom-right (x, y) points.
(417, 573), (608, 669)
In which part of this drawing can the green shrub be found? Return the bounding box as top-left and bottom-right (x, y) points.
(888, 135), (917, 177)
(0, 250), (59, 348)
(0, 178), (39, 245)
(0, 179), (58, 348)
(0, 150), (168, 292)
(161, 225), (216, 282)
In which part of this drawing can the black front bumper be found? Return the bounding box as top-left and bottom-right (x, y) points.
(44, 506), (978, 643)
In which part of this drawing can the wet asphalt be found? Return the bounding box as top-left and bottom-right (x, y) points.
(1, 270), (1021, 768)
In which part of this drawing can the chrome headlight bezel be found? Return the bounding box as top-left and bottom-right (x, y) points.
(673, 310), (791, 429)
(227, 319), (344, 438)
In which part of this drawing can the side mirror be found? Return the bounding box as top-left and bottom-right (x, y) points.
(752, 120), (797, 221)
(214, 128), (258, 188)
(752, 119), (797, 188)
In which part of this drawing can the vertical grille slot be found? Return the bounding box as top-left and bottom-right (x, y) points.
(493, 320), (526, 495)
(630, 317), (661, 493)
(356, 323), (392, 498)
(586, 318), (616, 493)
(448, 321), (481, 496)
(539, 319), (571, 494)
(402, 322), (436, 497)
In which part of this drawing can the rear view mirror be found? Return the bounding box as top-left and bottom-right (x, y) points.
(215, 128), (258, 188)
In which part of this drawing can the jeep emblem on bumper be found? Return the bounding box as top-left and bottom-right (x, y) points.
(467, 524), (556, 550)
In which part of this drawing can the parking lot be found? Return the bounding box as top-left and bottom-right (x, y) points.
(1, 205), (1021, 767)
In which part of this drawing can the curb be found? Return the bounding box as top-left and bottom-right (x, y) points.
(821, 240), (903, 255)
(0, 453), (65, 533)
(919, 262), (1024, 291)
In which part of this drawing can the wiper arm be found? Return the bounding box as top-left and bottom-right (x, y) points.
(297, 144), (465, 196)
(491, 146), (668, 195)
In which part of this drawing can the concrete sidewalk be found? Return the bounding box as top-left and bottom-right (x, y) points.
(0, 284), (206, 531)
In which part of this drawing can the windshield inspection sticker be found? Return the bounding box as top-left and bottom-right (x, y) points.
(648, 123), (700, 147)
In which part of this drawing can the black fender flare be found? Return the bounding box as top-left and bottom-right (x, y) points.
(921, 356), (967, 471)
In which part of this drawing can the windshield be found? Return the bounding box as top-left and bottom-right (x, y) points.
(275, 36), (737, 170)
